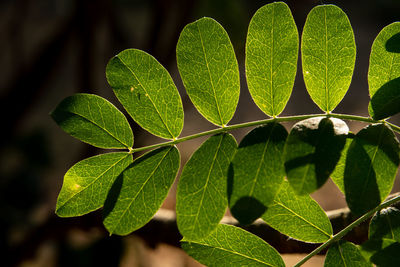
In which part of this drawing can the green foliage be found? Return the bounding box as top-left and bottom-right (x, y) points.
(51, 2), (400, 266)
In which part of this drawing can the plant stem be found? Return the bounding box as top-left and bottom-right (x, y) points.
(130, 113), (399, 153)
(293, 194), (400, 267)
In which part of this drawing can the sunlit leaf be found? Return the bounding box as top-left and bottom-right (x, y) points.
(325, 241), (370, 267)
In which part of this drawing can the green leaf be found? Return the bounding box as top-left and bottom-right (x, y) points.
(368, 22), (400, 120)
(106, 49), (184, 139)
(246, 2), (298, 117)
(176, 134), (237, 239)
(330, 134), (354, 193)
(181, 224), (284, 267)
(176, 17), (240, 126)
(301, 5), (356, 112)
(359, 239), (400, 267)
(284, 117), (349, 195)
(229, 123), (287, 225)
(344, 124), (400, 216)
(261, 180), (333, 243)
(56, 152), (133, 217)
(324, 241), (370, 267)
(51, 93), (133, 149)
(369, 207), (400, 242)
(103, 146), (180, 235)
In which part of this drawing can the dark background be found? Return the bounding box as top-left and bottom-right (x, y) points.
(1, 0), (399, 266)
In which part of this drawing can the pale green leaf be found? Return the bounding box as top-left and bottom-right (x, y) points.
(176, 17), (240, 126)
(359, 239), (400, 267)
(51, 93), (133, 149)
(56, 152), (133, 217)
(324, 241), (370, 267)
(246, 2), (298, 116)
(103, 146), (180, 235)
(181, 224), (284, 267)
(368, 22), (400, 120)
(229, 123), (287, 225)
(330, 134), (354, 193)
(301, 5), (356, 112)
(106, 49), (184, 139)
(261, 180), (333, 243)
(176, 134), (237, 239)
(344, 124), (400, 216)
(369, 207), (400, 242)
(284, 117), (349, 195)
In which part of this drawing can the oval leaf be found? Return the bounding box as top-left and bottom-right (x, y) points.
(369, 207), (400, 242)
(176, 17), (240, 126)
(181, 224), (285, 267)
(176, 134), (237, 239)
(56, 152), (133, 217)
(51, 93), (133, 149)
(344, 124), (400, 216)
(106, 49), (184, 139)
(229, 123), (287, 225)
(325, 241), (370, 267)
(284, 117), (349, 195)
(261, 180), (333, 243)
(301, 5), (356, 112)
(246, 2), (298, 116)
(368, 22), (400, 120)
(103, 146), (180, 235)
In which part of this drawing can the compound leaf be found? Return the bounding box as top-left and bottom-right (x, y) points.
(325, 241), (370, 267)
(56, 152), (133, 217)
(246, 2), (298, 116)
(369, 207), (400, 242)
(344, 124), (399, 216)
(106, 49), (184, 139)
(261, 180), (332, 243)
(176, 17), (240, 126)
(181, 224), (285, 267)
(368, 22), (400, 120)
(103, 146), (180, 235)
(177, 134), (237, 239)
(51, 93), (133, 149)
(302, 5), (356, 112)
(284, 117), (349, 195)
(229, 123), (287, 225)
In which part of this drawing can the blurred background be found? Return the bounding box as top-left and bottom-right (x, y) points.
(1, 0), (399, 266)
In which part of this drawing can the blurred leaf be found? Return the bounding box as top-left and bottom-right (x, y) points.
(325, 241), (371, 267)
(359, 239), (400, 267)
(176, 17), (240, 126)
(51, 93), (133, 149)
(106, 49), (184, 139)
(369, 207), (400, 242)
(246, 2), (298, 116)
(229, 123), (287, 225)
(301, 5), (356, 112)
(344, 124), (399, 216)
(368, 22), (400, 120)
(176, 134), (237, 239)
(56, 152), (132, 217)
(103, 146), (180, 235)
(261, 180), (333, 243)
(181, 224), (284, 267)
(284, 117), (348, 195)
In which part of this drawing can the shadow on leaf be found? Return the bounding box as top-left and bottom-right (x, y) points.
(230, 196), (267, 226)
(385, 32), (400, 53)
(369, 77), (400, 120)
(102, 169), (126, 220)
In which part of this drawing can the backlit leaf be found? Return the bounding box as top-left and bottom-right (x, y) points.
(246, 2), (298, 117)
(176, 134), (237, 239)
(284, 117), (348, 195)
(330, 134), (354, 193)
(229, 123), (287, 225)
(176, 17), (240, 126)
(344, 124), (399, 216)
(324, 241), (370, 267)
(368, 22), (400, 120)
(56, 152), (133, 217)
(369, 207), (400, 242)
(181, 224), (284, 267)
(106, 49), (184, 139)
(301, 5), (356, 112)
(261, 180), (333, 243)
(51, 93), (133, 149)
(359, 239), (400, 267)
(103, 146), (180, 235)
